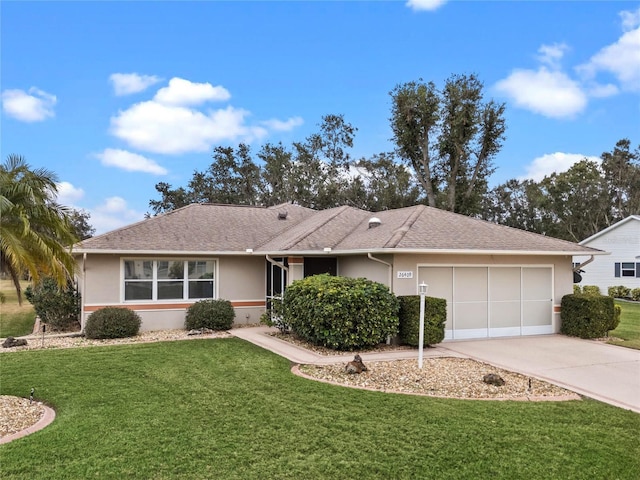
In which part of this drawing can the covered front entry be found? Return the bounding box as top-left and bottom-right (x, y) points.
(418, 266), (553, 340)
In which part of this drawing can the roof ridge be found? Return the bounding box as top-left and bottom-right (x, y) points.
(276, 205), (353, 251)
(384, 204), (426, 248)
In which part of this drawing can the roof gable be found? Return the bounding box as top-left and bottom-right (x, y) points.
(579, 215), (640, 246)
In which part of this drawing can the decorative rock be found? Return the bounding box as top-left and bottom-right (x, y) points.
(187, 329), (202, 336)
(345, 354), (368, 374)
(2, 337), (28, 348)
(483, 373), (505, 386)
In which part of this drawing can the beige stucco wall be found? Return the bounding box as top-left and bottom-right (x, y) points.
(338, 254), (393, 287)
(76, 254), (266, 331)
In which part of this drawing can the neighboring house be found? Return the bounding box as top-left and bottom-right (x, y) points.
(574, 215), (640, 294)
(74, 203), (603, 340)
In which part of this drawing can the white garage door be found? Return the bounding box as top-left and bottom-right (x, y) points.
(418, 266), (553, 340)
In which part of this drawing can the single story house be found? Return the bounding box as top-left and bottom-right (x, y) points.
(74, 203), (604, 340)
(573, 215), (640, 294)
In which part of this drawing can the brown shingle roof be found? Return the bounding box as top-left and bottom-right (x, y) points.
(75, 203), (601, 255)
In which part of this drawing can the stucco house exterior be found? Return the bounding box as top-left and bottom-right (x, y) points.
(74, 203), (603, 340)
(573, 215), (640, 294)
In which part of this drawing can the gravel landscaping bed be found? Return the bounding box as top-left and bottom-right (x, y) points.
(0, 396), (46, 439)
(297, 358), (579, 400)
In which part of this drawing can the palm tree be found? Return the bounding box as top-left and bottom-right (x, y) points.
(0, 154), (77, 304)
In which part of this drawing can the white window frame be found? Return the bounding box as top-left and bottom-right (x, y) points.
(122, 258), (218, 302)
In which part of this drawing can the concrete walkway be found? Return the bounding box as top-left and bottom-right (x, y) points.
(231, 327), (640, 413)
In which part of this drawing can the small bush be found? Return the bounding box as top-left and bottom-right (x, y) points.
(582, 285), (601, 296)
(608, 285), (631, 299)
(85, 307), (141, 339)
(397, 296), (446, 346)
(260, 297), (289, 333)
(573, 285), (582, 294)
(24, 277), (81, 331)
(631, 288), (640, 302)
(611, 304), (622, 331)
(560, 294), (616, 339)
(185, 299), (235, 330)
(283, 274), (399, 351)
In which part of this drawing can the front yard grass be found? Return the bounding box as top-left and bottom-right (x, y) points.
(0, 279), (36, 338)
(608, 300), (640, 350)
(1, 338), (639, 479)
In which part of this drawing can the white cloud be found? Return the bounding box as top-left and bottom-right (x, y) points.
(110, 73), (162, 96)
(406, 0), (447, 11)
(519, 152), (601, 182)
(536, 43), (569, 70)
(1, 87), (57, 122)
(56, 181), (85, 205)
(577, 25), (640, 92)
(153, 77), (230, 106)
(94, 148), (168, 175)
(89, 196), (145, 234)
(111, 101), (269, 154)
(586, 83), (619, 98)
(494, 67), (587, 118)
(260, 116), (304, 131)
(620, 7), (640, 31)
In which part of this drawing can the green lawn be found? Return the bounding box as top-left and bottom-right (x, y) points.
(609, 300), (640, 350)
(1, 339), (638, 479)
(0, 279), (36, 338)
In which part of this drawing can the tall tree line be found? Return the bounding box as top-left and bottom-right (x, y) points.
(482, 139), (640, 242)
(149, 74), (638, 243)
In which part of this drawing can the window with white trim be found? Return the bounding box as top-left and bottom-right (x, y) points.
(124, 259), (215, 301)
(614, 262), (640, 278)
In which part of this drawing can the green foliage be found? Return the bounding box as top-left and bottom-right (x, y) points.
(397, 295), (446, 346)
(573, 284), (582, 294)
(632, 288), (640, 302)
(24, 277), (80, 331)
(612, 304), (622, 331)
(1, 154), (78, 304)
(389, 74), (506, 215)
(85, 307), (141, 339)
(185, 299), (235, 330)
(582, 285), (601, 296)
(259, 297), (289, 333)
(283, 274), (399, 351)
(560, 294), (616, 339)
(608, 285), (631, 298)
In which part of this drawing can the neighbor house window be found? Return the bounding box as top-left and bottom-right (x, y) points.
(124, 259), (216, 301)
(614, 262), (640, 278)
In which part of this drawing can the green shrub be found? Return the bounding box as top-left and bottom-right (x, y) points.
(573, 285), (582, 294)
(631, 288), (640, 302)
(185, 299), (235, 330)
(608, 285), (631, 298)
(582, 285), (601, 296)
(260, 297), (289, 333)
(283, 274), (399, 351)
(397, 295), (446, 346)
(612, 304), (622, 331)
(560, 294), (616, 339)
(24, 277), (81, 331)
(85, 307), (141, 339)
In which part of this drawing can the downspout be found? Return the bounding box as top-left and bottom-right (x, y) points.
(367, 253), (393, 292)
(573, 255), (595, 272)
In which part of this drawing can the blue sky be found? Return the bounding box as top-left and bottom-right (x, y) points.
(2, 1), (639, 234)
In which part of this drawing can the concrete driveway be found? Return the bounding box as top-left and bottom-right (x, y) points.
(439, 335), (640, 413)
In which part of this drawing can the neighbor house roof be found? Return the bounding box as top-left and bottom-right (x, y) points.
(578, 215), (640, 246)
(75, 203), (604, 256)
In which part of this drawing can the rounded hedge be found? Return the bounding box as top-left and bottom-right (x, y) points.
(560, 294), (616, 339)
(398, 295), (446, 347)
(185, 299), (235, 330)
(283, 274), (399, 351)
(85, 307), (142, 339)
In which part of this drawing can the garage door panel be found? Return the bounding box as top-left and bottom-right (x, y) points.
(523, 268), (552, 301)
(523, 301), (553, 327)
(419, 267), (453, 331)
(490, 301), (520, 328)
(455, 268), (488, 302)
(455, 302), (488, 329)
(490, 268), (521, 301)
